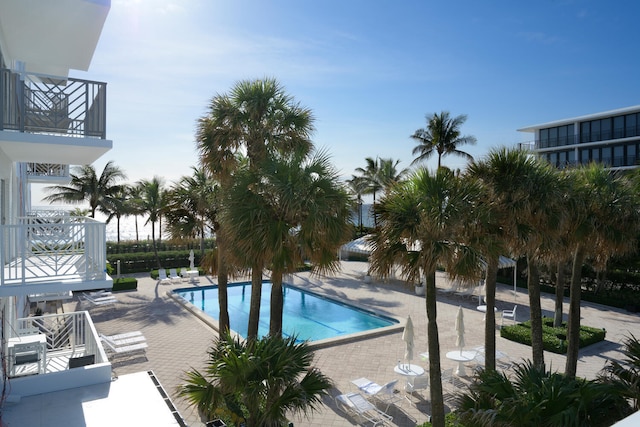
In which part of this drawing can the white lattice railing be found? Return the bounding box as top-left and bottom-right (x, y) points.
(1, 214), (106, 285)
(14, 311), (107, 364)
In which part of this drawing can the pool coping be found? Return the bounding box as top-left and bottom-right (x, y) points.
(166, 283), (405, 349)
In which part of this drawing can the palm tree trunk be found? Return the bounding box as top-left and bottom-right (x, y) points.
(116, 214), (121, 243)
(217, 232), (230, 336)
(527, 255), (545, 369)
(425, 269), (445, 427)
(151, 221), (161, 268)
(134, 215), (139, 241)
(247, 264), (263, 342)
(484, 257), (499, 371)
(554, 261), (566, 327)
(566, 245), (586, 378)
(269, 269), (284, 337)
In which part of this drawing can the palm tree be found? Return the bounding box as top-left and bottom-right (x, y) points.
(468, 147), (564, 369)
(138, 176), (165, 268)
(410, 111), (476, 169)
(346, 175), (367, 234)
(164, 166), (218, 255)
(563, 165), (639, 378)
(43, 161), (126, 217)
(124, 184), (145, 242)
(222, 150), (351, 337)
(600, 334), (640, 412)
(457, 360), (630, 426)
(178, 333), (332, 427)
(197, 77), (315, 339)
(370, 167), (483, 427)
(354, 157), (407, 227)
(100, 185), (129, 243)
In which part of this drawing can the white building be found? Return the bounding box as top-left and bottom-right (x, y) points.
(0, 2), (183, 424)
(519, 105), (640, 170)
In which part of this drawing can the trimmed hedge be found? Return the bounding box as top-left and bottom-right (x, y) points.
(108, 250), (204, 274)
(112, 277), (138, 292)
(500, 317), (606, 354)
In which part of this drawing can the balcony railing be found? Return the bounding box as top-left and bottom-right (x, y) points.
(8, 311), (108, 380)
(1, 214), (107, 286)
(25, 162), (70, 180)
(0, 68), (106, 139)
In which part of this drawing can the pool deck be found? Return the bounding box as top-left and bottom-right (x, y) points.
(65, 261), (640, 426)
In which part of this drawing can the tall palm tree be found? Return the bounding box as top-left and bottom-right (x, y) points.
(178, 333), (332, 427)
(223, 150), (352, 337)
(346, 175), (367, 234)
(563, 165), (639, 378)
(197, 77), (315, 339)
(354, 157), (407, 227)
(124, 184), (145, 242)
(164, 166), (218, 255)
(138, 177), (165, 268)
(370, 167), (483, 427)
(410, 111), (476, 169)
(43, 161), (126, 217)
(100, 185), (129, 243)
(468, 147), (564, 369)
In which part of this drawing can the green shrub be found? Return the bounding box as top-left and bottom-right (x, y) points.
(112, 277), (137, 291)
(417, 412), (461, 427)
(500, 317), (605, 354)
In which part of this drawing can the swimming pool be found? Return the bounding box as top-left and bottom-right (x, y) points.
(172, 282), (399, 343)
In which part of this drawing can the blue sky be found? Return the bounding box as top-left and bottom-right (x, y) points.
(36, 0), (640, 203)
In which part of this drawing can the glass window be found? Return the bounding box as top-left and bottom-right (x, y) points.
(601, 146), (611, 166)
(558, 126), (567, 146)
(549, 127), (558, 147)
(591, 120), (601, 142)
(558, 151), (567, 166)
(614, 145), (624, 166)
(580, 148), (590, 164)
(568, 150), (576, 165)
(591, 147), (600, 162)
(539, 128), (549, 148)
(567, 124), (575, 145)
(626, 114), (637, 137)
(581, 122), (590, 143)
(549, 152), (558, 167)
(614, 116), (625, 139)
(628, 144), (637, 165)
(600, 118), (611, 140)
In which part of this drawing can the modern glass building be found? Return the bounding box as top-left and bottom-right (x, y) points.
(518, 106), (640, 170)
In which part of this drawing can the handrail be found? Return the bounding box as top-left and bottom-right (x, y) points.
(0, 68), (106, 139)
(1, 215), (106, 285)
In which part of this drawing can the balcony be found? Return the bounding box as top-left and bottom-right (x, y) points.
(0, 213), (111, 297)
(1, 68), (106, 138)
(6, 311), (112, 398)
(25, 162), (70, 183)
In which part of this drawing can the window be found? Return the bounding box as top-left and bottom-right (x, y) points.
(614, 116), (624, 139)
(568, 150), (576, 165)
(626, 114), (637, 138)
(549, 152), (558, 166)
(601, 146), (612, 166)
(600, 118), (612, 140)
(539, 128), (549, 148)
(614, 145), (624, 166)
(591, 147), (600, 162)
(581, 122), (590, 143)
(580, 148), (590, 164)
(590, 120), (601, 142)
(628, 144), (637, 165)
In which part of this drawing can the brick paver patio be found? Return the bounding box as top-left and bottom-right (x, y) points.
(68, 261), (640, 426)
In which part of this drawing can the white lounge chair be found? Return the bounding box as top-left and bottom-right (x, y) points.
(351, 378), (401, 411)
(82, 293), (117, 307)
(158, 268), (172, 285)
(441, 368), (455, 391)
(169, 268), (181, 283)
(99, 332), (146, 346)
(336, 392), (393, 426)
(501, 305), (517, 326)
(100, 333), (148, 356)
(180, 267), (189, 282)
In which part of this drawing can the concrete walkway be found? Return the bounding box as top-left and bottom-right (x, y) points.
(69, 261), (640, 427)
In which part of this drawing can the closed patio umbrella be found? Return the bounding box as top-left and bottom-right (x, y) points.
(455, 305), (465, 353)
(402, 315), (414, 365)
(189, 250), (195, 270)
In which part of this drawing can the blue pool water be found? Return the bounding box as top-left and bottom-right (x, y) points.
(173, 282), (398, 342)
